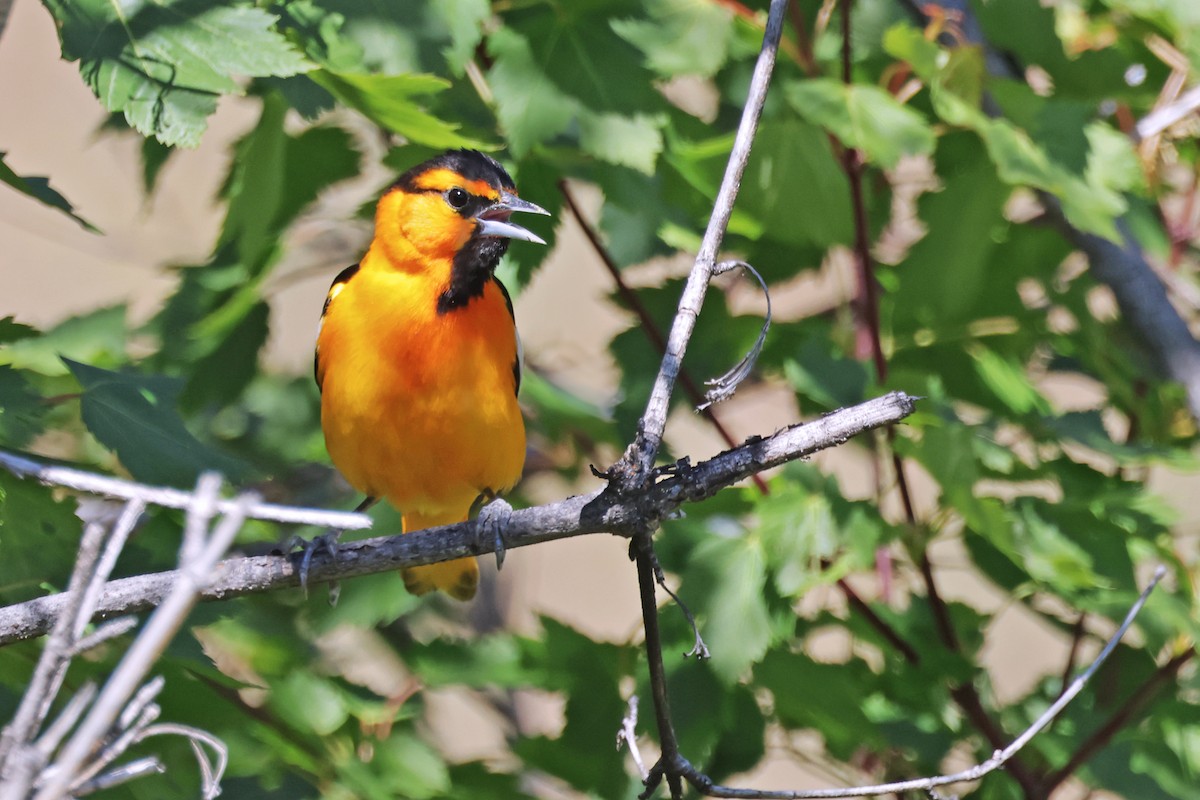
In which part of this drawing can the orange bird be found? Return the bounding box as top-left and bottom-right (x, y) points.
(313, 150), (549, 599)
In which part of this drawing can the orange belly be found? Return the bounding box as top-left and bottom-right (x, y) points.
(317, 268), (525, 597)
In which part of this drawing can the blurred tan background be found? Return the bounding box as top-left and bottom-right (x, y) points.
(3, 0), (1196, 795)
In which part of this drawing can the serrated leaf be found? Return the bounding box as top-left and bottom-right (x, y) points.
(65, 359), (251, 486)
(503, 0), (660, 115)
(612, 0), (735, 78)
(0, 152), (96, 231)
(893, 133), (1010, 328)
(486, 28), (577, 156)
(311, 70), (485, 149)
(785, 78), (936, 168)
(577, 110), (664, 174)
(685, 535), (772, 683)
(44, 0), (312, 147)
(434, 0), (490, 75)
(370, 733), (450, 798)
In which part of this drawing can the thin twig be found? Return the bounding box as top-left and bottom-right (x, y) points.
(70, 617), (139, 656)
(698, 261), (772, 410)
(617, 695), (649, 781)
(1042, 646), (1194, 792)
(918, 554), (1039, 795)
(0, 519), (108, 797)
(1135, 85), (1200, 141)
(635, 536), (690, 800)
(33, 684), (95, 759)
(676, 566), (1168, 798)
(71, 757), (164, 796)
(32, 478), (252, 800)
(0, 450), (370, 531)
(0, 393), (918, 645)
(136, 723), (228, 800)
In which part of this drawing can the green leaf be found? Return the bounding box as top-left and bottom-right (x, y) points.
(758, 469), (884, 597)
(180, 301), (270, 412)
(783, 339), (870, 409)
(685, 534), (772, 683)
(893, 133), (1010, 328)
(577, 110), (664, 174)
(368, 733), (451, 798)
(311, 70), (486, 149)
(0, 471), (82, 602)
(407, 634), (540, 689)
(0, 153), (96, 231)
(739, 120), (854, 248)
(0, 306), (127, 377)
(969, 345), (1051, 415)
(44, 0), (311, 147)
(0, 318), (38, 346)
(785, 79), (936, 168)
(269, 672), (348, 736)
(0, 367), (44, 448)
(65, 359), (251, 487)
(515, 619), (626, 796)
(502, 0), (660, 115)
(486, 28), (577, 156)
(434, 0), (491, 75)
(612, 0), (735, 78)
(756, 650), (883, 760)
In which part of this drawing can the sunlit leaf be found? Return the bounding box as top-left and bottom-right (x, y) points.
(44, 0), (311, 147)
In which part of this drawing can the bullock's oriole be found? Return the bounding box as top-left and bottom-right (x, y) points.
(313, 149), (548, 600)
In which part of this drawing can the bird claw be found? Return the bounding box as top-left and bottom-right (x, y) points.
(475, 498), (513, 571)
(288, 530), (343, 600)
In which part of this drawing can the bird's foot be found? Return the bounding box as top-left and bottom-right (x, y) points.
(287, 529), (343, 601)
(474, 497), (513, 571)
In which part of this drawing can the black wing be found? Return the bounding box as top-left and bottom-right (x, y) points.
(314, 264), (361, 392)
(492, 276), (521, 396)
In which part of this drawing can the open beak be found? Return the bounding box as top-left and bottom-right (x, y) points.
(475, 190), (551, 245)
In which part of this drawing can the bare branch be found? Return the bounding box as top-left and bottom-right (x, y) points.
(0, 450), (370, 531)
(70, 618), (138, 656)
(32, 478), (250, 800)
(616, 0), (788, 485)
(0, 520), (108, 796)
(135, 724), (227, 800)
(72, 758), (164, 796)
(1136, 85), (1200, 141)
(0, 392), (918, 645)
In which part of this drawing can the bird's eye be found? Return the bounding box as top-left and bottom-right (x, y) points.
(445, 187), (470, 210)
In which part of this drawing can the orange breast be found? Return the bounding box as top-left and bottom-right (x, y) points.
(317, 266), (525, 518)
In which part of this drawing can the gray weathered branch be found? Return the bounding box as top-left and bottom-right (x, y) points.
(615, 0), (787, 485)
(0, 392), (917, 646)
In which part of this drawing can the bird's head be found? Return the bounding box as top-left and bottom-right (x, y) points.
(372, 149), (549, 276)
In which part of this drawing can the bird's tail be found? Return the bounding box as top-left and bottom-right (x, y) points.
(400, 509), (478, 600)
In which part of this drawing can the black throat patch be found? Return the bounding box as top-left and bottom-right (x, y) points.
(437, 234), (510, 314)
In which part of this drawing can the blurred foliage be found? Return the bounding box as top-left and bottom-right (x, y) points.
(2, 0), (1200, 798)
